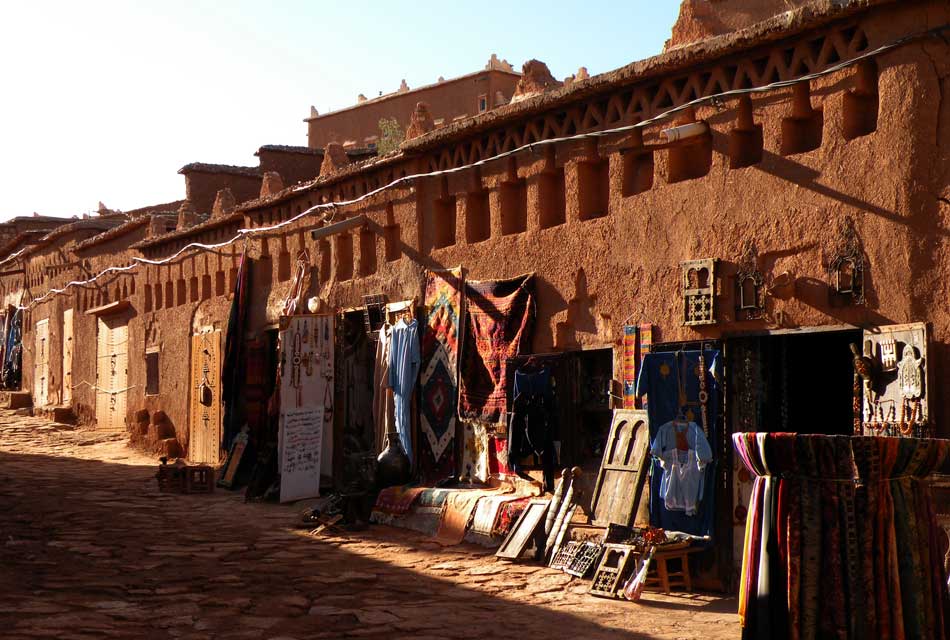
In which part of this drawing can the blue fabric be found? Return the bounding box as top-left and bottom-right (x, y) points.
(650, 421), (713, 515)
(389, 318), (420, 464)
(636, 350), (720, 536)
(2, 310), (22, 390)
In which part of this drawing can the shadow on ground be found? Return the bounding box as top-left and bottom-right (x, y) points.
(0, 448), (738, 640)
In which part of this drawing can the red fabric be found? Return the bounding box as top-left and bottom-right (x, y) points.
(373, 485), (426, 515)
(488, 435), (512, 477)
(458, 274), (535, 426)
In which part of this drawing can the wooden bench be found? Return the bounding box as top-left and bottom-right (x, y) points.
(645, 545), (703, 594)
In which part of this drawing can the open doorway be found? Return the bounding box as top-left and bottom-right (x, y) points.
(727, 327), (860, 590)
(338, 310), (376, 488)
(728, 328), (860, 435)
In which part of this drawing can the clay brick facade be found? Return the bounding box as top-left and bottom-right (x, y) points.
(306, 64), (521, 149)
(3, 0), (949, 591)
(179, 164), (263, 215)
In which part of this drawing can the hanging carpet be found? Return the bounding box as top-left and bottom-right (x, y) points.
(419, 268), (464, 482)
(458, 273), (535, 426)
(222, 252), (251, 450)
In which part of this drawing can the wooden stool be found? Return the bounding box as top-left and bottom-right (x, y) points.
(645, 546), (702, 594)
(185, 465), (215, 493)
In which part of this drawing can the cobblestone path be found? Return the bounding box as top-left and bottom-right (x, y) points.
(0, 410), (739, 639)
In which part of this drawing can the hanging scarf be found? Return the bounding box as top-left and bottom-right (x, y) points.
(2, 309), (22, 390)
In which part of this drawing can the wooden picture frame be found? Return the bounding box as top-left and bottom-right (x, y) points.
(495, 498), (550, 560)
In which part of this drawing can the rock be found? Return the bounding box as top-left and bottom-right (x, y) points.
(404, 102), (435, 141)
(511, 60), (562, 103)
(353, 609), (399, 625)
(320, 143), (351, 175)
(665, 0), (812, 50)
(158, 438), (182, 459)
(260, 172), (284, 198)
(211, 188), (237, 218)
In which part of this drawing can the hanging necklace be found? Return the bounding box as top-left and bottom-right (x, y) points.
(698, 352), (709, 437)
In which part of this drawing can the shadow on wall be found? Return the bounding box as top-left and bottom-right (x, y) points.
(708, 129), (950, 239)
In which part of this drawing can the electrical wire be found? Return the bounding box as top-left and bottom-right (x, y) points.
(11, 24), (948, 315)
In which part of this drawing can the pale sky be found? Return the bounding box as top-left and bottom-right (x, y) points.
(0, 1), (680, 221)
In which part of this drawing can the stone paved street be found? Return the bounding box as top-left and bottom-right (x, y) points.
(0, 410), (738, 640)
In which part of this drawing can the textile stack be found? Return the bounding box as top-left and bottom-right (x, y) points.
(733, 432), (950, 640)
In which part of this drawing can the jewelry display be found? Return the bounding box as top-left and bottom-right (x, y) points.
(858, 323), (930, 437)
(697, 353), (709, 437)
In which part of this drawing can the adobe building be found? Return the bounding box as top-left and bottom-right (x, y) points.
(305, 55), (522, 149)
(5, 0), (950, 593)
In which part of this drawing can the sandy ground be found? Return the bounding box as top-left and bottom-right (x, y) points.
(0, 409), (739, 639)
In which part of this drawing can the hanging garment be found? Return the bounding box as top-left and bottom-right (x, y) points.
(388, 318), (420, 464)
(508, 364), (558, 490)
(650, 421), (712, 515)
(372, 323), (395, 454)
(636, 349), (720, 536)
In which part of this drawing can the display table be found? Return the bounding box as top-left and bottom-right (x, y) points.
(733, 433), (949, 640)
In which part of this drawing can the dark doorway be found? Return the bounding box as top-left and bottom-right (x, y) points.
(729, 328), (860, 435)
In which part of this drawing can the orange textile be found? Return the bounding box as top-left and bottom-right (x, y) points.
(433, 487), (511, 546)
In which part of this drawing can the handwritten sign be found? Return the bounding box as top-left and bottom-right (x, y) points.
(279, 315), (335, 477)
(279, 406), (324, 503)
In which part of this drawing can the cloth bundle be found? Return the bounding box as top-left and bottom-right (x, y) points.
(733, 432), (950, 640)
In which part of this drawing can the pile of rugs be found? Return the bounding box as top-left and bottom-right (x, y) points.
(370, 476), (541, 547)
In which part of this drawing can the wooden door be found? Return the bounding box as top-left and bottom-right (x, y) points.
(189, 330), (222, 464)
(62, 309), (73, 406)
(33, 319), (49, 407)
(589, 409), (651, 527)
(95, 315), (129, 431)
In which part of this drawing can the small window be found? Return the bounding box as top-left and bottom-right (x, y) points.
(477, 94), (488, 113)
(145, 350), (160, 396)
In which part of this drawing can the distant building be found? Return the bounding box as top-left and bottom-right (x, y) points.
(305, 55), (521, 150)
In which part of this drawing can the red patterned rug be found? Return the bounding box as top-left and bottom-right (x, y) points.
(458, 273), (535, 426)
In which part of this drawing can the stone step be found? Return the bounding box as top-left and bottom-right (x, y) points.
(1, 391), (33, 410)
(33, 405), (77, 424)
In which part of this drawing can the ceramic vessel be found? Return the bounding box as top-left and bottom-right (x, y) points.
(376, 432), (411, 488)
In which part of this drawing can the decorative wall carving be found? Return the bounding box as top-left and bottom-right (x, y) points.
(828, 216), (865, 306)
(682, 258), (716, 326)
(735, 241), (765, 321)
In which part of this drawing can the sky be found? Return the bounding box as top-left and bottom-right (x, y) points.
(0, 1), (681, 221)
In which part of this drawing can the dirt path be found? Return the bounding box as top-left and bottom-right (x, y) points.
(0, 410), (739, 639)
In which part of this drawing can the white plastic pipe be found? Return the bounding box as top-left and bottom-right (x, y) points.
(662, 121), (709, 142)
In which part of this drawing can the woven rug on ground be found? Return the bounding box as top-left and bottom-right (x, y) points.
(414, 487), (451, 515)
(494, 496), (533, 537)
(419, 268), (463, 482)
(458, 273), (535, 426)
(373, 484), (426, 516)
(470, 493), (525, 536)
(434, 486), (512, 546)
